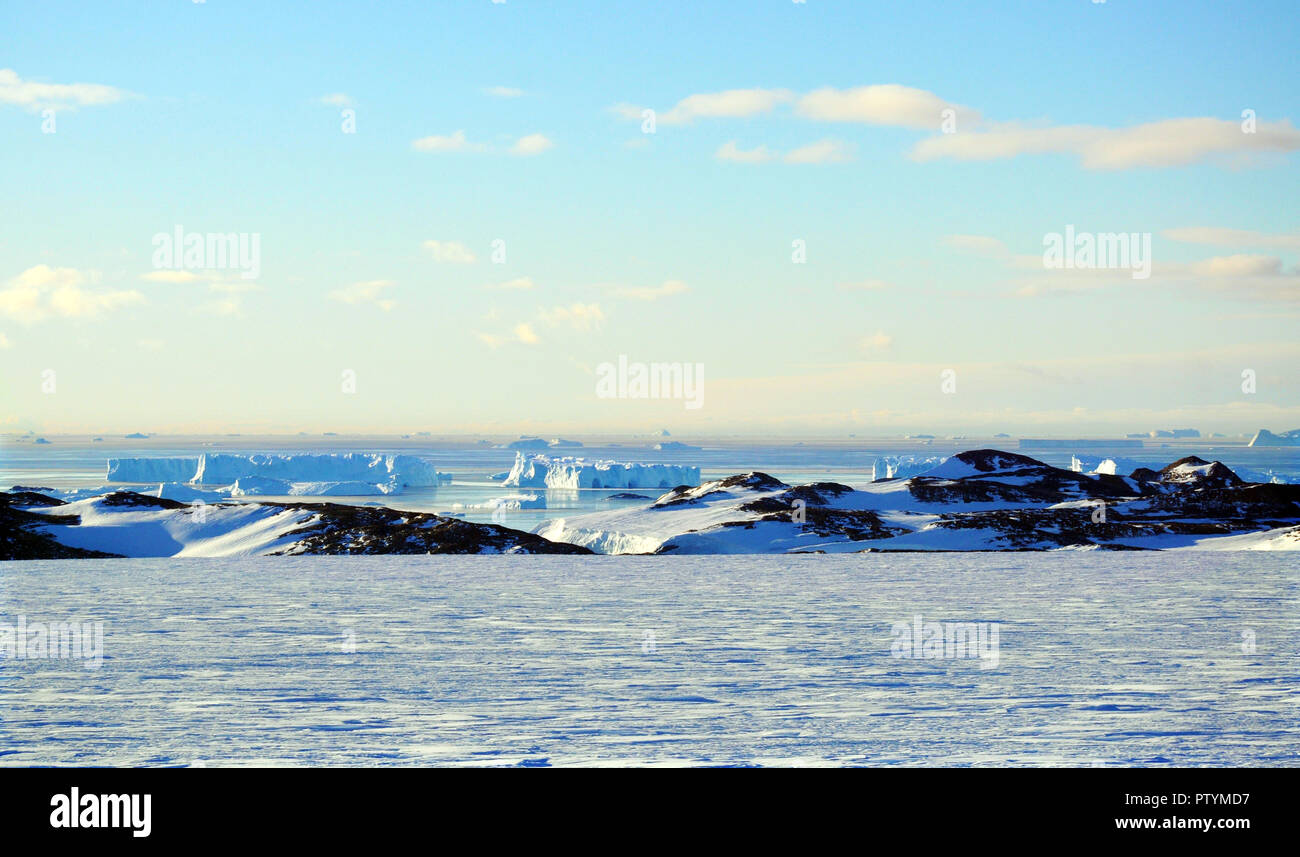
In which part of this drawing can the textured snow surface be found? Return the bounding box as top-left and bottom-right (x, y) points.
(503, 452), (700, 490)
(1, 554), (1295, 767)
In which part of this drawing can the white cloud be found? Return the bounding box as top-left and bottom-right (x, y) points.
(911, 118), (1300, 170)
(514, 322), (539, 344)
(943, 234), (1012, 259)
(510, 133), (554, 155)
(795, 84), (976, 130)
(0, 265), (143, 324)
(485, 86), (524, 98)
(610, 280), (689, 301)
(487, 276), (535, 290)
(330, 279), (396, 310)
(640, 88), (793, 125)
(1186, 254), (1286, 278)
(0, 68), (128, 111)
(0, 332), (10, 348)
(1163, 227), (1300, 250)
(540, 302), (604, 331)
(784, 139), (854, 164)
(411, 130), (487, 153)
(318, 93), (353, 107)
(715, 141), (775, 164)
(423, 240), (477, 263)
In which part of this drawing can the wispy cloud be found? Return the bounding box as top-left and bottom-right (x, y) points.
(620, 84), (968, 131)
(715, 141), (776, 164)
(716, 138), (854, 165)
(486, 276), (535, 290)
(423, 240), (477, 263)
(513, 322), (540, 344)
(784, 138), (854, 164)
(0, 68), (129, 111)
(411, 130), (487, 153)
(0, 265), (143, 324)
(330, 279), (396, 311)
(1163, 227), (1300, 250)
(510, 133), (554, 155)
(795, 84), (976, 129)
(642, 88), (794, 125)
(609, 280), (689, 301)
(317, 93), (353, 107)
(540, 302), (604, 331)
(912, 118), (1300, 170)
(485, 86), (525, 98)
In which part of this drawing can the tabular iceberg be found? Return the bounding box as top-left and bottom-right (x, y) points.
(107, 457), (200, 483)
(107, 453), (448, 495)
(193, 453), (439, 486)
(503, 452), (700, 490)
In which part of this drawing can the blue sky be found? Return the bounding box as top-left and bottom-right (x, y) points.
(1, 0), (1297, 436)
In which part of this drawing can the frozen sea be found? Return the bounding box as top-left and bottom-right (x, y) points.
(2, 553), (1296, 767)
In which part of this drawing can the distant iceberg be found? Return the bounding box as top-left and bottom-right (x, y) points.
(504, 436), (551, 450)
(871, 456), (947, 481)
(108, 457), (200, 483)
(1070, 455), (1141, 476)
(1249, 429), (1300, 447)
(503, 452), (700, 490)
(106, 453), (448, 495)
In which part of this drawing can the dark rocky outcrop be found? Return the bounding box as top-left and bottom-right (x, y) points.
(0, 492), (123, 560)
(264, 501), (593, 555)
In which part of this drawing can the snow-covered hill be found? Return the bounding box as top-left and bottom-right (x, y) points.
(1, 490), (590, 559)
(536, 450), (1300, 554)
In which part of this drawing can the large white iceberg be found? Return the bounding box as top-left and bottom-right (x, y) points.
(193, 453), (439, 486)
(228, 476), (396, 497)
(502, 453), (700, 490)
(107, 453), (447, 495)
(107, 457), (199, 483)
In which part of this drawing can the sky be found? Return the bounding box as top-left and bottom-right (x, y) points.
(1, 0), (1297, 437)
